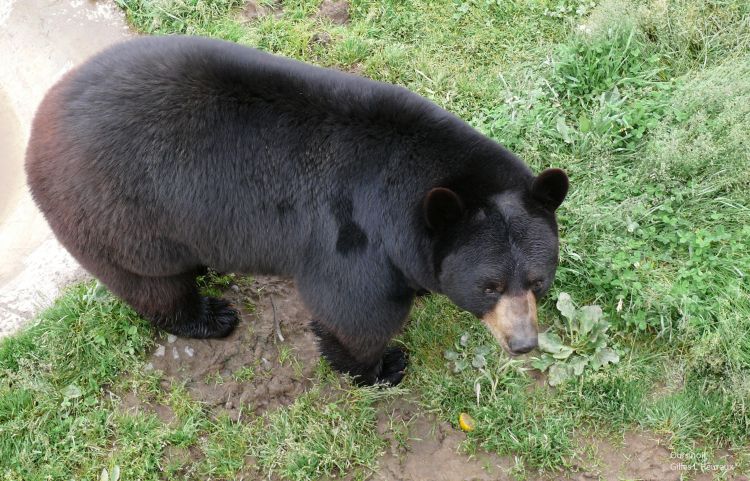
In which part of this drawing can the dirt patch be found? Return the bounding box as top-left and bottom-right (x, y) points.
(569, 431), (744, 481)
(372, 399), (514, 481)
(120, 391), (177, 426)
(316, 0), (349, 25)
(241, 0), (283, 21)
(146, 276), (320, 417)
(312, 31), (333, 46)
(374, 413), (743, 481)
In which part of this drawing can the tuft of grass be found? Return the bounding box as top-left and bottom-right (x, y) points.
(196, 268), (236, 297)
(634, 0), (750, 72)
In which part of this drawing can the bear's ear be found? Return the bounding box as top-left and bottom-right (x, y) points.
(423, 187), (465, 230)
(531, 168), (569, 211)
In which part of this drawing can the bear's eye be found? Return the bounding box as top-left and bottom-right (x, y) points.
(531, 279), (544, 292)
(483, 282), (504, 295)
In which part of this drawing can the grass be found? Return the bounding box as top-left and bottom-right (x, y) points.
(0, 285), (393, 479)
(3, 0), (749, 478)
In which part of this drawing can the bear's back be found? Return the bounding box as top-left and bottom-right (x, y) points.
(26, 36), (522, 278)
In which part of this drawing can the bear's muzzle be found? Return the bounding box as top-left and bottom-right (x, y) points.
(482, 291), (539, 356)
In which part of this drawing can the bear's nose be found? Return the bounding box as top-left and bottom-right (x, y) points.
(508, 336), (538, 355)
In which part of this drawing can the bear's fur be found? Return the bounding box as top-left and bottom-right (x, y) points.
(26, 36), (568, 385)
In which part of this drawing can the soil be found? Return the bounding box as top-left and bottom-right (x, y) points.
(240, 0), (349, 28)
(316, 0), (349, 25)
(145, 276), (320, 417)
(372, 399), (514, 481)
(118, 276), (745, 480)
(241, 0), (283, 21)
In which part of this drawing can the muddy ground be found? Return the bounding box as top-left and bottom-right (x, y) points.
(117, 276), (745, 480)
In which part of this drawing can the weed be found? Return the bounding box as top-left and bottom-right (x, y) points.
(232, 365), (256, 383)
(532, 293), (619, 386)
(443, 332), (494, 374)
(204, 371), (225, 385)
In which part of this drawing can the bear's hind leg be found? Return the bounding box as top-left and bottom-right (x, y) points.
(311, 320), (408, 386)
(96, 266), (239, 339)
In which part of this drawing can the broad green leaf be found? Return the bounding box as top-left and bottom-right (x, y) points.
(588, 320), (609, 341)
(472, 353), (487, 369)
(585, 335), (607, 351)
(591, 347), (620, 370)
(538, 331), (565, 354)
(444, 350), (459, 361)
(548, 363), (572, 386)
(552, 346), (575, 360)
(530, 354), (555, 372)
(570, 355), (588, 376)
(578, 305), (603, 336)
(460, 333), (470, 347)
(579, 115), (591, 133)
(63, 384), (82, 399)
(475, 345), (493, 357)
(556, 293), (576, 321)
(454, 359), (469, 373)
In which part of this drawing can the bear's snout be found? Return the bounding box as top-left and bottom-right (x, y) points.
(507, 335), (538, 355)
(482, 291), (539, 356)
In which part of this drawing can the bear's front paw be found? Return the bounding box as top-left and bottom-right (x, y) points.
(376, 346), (408, 386)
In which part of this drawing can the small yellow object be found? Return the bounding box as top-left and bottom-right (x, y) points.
(458, 412), (476, 432)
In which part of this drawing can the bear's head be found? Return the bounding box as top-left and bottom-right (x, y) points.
(424, 168), (569, 356)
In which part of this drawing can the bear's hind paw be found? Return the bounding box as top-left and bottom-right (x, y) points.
(172, 297), (240, 339)
(376, 346), (408, 386)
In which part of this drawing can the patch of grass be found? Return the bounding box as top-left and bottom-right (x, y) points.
(232, 365), (256, 382)
(403, 296), (578, 470)
(0, 282), (404, 480)
(115, 0), (246, 37)
(634, 0), (750, 73)
(0, 282), (154, 479)
(246, 381), (399, 480)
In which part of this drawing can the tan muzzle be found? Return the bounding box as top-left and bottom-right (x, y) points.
(481, 291), (539, 355)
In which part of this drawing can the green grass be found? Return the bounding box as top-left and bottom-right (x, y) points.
(3, 0), (749, 478)
(0, 285), (391, 479)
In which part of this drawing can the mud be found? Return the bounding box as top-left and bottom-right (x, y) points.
(0, 0), (131, 336)
(0, 89), (24, 225)
(317, 0), (349, 25)
(115, 275), (748, 480)
(145, 276), (320, 417)
(373, 400), (514, 481)
(241, 0), (283, 21)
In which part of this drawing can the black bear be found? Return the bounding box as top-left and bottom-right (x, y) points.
(26, 36), (568, 385)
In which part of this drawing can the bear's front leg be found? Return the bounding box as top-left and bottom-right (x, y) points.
(311, 320), (408, 386)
